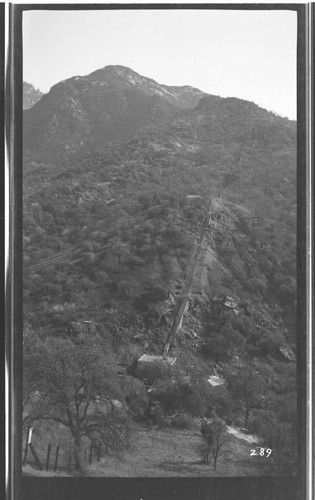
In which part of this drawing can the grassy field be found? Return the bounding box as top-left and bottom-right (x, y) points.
(23, 422), (272, 477)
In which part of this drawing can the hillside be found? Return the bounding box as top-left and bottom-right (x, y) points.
(23, 67), (297, 476)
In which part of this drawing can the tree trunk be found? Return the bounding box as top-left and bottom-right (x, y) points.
(73, 431), (83, 473)
(213, 454), (217, 471)
(205, 447), (210, 464)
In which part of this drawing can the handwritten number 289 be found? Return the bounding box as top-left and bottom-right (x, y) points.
(250, 448), (272, 457)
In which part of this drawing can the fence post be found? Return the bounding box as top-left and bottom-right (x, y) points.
(23, 426), (31, 467)
(54, 445), (59, 472)
(89, 444), (93, 465)
(46, 444), (51, 471)
(29, 443), (43, 471)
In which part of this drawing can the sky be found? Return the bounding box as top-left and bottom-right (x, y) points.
(23, 9), (297, 119)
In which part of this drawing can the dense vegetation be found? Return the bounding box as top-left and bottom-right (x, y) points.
(23, 81), (297, 475)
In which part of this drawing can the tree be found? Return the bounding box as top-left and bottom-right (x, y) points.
(250, 387), (297, 474)
(123, 376), (149, 421)
(199, 416), (229, 470)
(202, 321), (246, 362)
(224, 364), (266, 428)
(135, 360), (171, 387)
(251, 405), (297, 474)
(24, 333), (126, 473)
(206, 386), (236, 422)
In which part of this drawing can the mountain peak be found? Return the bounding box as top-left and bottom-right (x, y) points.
(86, 64), (153, 88)
(85, 65), (206, 101)
(100, 64), (139, 74)
(24, 65), (209, 162)
(88, 64), (140, 78)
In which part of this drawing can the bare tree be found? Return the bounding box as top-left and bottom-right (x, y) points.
(199, 416), (229, 471)
(24, 333), (127, 473)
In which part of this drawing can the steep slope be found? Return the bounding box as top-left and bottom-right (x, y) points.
(23, 65), (206, 163)
(23, 84), (297, 474)
(23, 82), (44, 110)
(24, 94), (296, 355)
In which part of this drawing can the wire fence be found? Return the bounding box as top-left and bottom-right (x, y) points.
(22, 426), (103, 474)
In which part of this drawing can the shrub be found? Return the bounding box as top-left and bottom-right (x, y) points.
(123, 376), (149, 421)
(153, 379), (182, 413)
(152, 378), (210, 418)
(249, 409), (297, 474)
(257, 329), (284, 356)
(135, 361), (171, 386)
(171, 413), (194, 430)
(202, 324), (246, 362)
(206, 387), (235, 421)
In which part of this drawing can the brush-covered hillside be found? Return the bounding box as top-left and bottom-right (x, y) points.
(23, 66), (297, 476)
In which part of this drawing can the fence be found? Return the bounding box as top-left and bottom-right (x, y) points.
(23, 426), (104, 474)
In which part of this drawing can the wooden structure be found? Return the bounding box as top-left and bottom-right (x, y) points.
(137, 354), (177, 366)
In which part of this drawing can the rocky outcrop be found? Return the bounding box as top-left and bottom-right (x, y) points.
(23, 82), (44, 109)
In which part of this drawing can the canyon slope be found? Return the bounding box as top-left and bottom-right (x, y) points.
(23, 65), (297, 475)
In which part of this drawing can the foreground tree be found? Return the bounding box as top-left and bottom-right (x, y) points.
(24, 333), (127, 473)
(199, 416), (229, 471)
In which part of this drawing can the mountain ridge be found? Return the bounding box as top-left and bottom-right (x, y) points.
(23, 65), (208, 163)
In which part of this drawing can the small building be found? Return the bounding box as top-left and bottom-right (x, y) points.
(207, 375), (225, 387)
(137, 354), (177, 366)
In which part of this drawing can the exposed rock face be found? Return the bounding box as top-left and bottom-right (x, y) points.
(23, 82), (44, 110)
(279, 346), (296, 362)
(23, 65), (207, 162)
(86, 66), (205, 109)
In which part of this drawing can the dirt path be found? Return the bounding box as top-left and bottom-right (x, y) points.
(226, 426), (260, 444)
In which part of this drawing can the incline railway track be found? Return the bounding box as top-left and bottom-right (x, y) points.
(162, 143), (244, 357)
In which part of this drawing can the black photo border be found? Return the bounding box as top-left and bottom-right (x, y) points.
(1, 1), (5, 499)
(8, 3), (308, 500)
